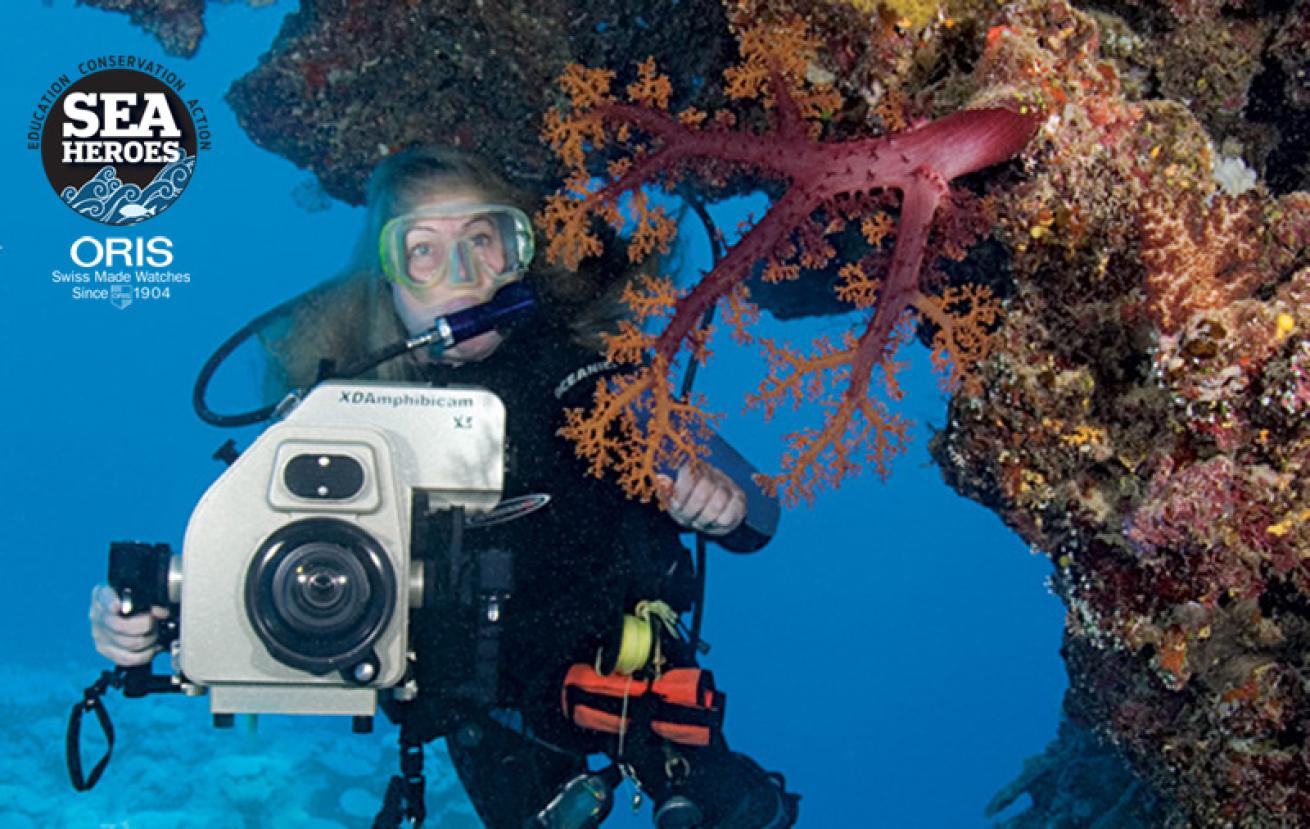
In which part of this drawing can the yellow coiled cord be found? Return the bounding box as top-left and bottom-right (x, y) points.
(598, 600), (681, 677)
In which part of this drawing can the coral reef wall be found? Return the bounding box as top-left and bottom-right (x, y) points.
(79, 0), (276, 57)
(921, 3), (1310, 825)
(225, 0), (737, 205)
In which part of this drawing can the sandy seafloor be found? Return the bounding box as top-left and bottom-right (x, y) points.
(0, 2), (1065, 826)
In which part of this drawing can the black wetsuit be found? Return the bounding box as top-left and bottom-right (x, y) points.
(382, 317), (799, 828)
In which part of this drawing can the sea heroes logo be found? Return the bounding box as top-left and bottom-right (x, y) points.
(28, 58), (211, 225)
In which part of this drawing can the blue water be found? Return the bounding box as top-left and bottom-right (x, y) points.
(0, 2), (1065, 826)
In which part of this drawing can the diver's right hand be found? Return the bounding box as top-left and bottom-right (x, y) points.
(89, 584), (170, 667)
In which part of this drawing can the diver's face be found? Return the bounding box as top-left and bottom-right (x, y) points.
(388, 187), (513, 365)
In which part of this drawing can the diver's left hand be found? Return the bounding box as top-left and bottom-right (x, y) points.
(657, 462), (747, 536)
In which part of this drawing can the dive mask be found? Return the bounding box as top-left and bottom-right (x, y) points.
(379, 203), (535, 292)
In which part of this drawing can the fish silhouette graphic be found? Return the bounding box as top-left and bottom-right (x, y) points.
(118, 204), (156, 220)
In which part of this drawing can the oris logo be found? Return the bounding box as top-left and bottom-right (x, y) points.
(31, 61), (210, 226)
(69, 236), (174, 268)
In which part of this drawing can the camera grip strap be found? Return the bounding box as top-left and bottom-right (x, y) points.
(66, 668), (123, 792)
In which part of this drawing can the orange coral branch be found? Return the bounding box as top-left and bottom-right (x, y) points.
(912, 284), (1004, 397)
(560, 358), (715, 503)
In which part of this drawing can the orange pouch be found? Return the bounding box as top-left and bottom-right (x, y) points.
(561, 664), (725, 747)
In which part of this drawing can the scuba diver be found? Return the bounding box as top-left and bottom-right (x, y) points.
(89, 146), (800, 829)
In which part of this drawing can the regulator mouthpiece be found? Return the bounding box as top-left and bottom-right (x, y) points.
(420, 281), (538, 354)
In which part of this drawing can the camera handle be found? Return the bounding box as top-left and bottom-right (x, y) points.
(107, 542), (184, 697)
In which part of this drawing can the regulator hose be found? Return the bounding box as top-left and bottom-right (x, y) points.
(192, 281), (537, 427)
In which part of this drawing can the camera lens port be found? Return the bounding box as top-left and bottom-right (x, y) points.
(245, 518), (396, 675)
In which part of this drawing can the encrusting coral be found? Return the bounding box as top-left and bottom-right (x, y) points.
(223, 0), (739, 206)
(77, 0), (278, 57)
(78, 0), (207, 57)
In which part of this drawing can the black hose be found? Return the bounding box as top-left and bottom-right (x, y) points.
(193, 282), (538, 428)
(191, 292), (304, 427)
(680, 191), (725, 657)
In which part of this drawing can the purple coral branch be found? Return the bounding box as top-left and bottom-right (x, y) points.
(588, 83), (1039, 372)
(767, 68), (807, 140)
(847, 180), (943, 397)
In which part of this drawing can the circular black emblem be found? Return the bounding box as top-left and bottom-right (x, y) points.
(41, 68), (197, 225)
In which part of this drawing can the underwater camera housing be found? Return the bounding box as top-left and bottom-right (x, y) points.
(171, 381), (504, 719)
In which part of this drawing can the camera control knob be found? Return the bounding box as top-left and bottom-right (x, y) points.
(353, 661), (377, 683)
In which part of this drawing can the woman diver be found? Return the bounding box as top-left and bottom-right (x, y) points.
(90, 146), (800, 829)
